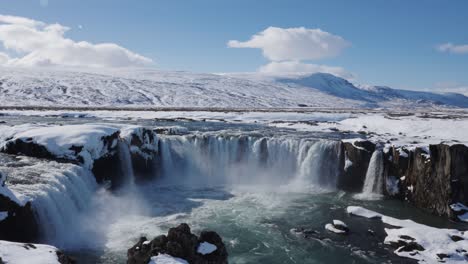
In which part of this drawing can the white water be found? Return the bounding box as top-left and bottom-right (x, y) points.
(4, 159), (98, 248)
(117, 140), (136, 188)
(356, 150), (384, 200)
(157, 135), (342, 191)
(5, 135), (345, 252)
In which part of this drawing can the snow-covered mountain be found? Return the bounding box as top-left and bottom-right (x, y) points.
(0, 67), (467, 109)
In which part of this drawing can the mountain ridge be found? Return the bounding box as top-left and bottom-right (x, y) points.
(0, 67), (467, 109)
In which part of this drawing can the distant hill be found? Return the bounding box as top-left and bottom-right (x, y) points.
(0, 67), (467, 109)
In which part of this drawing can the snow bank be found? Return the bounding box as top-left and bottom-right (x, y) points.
(347, 206), (468, 263)
(0, 124), (120, 168)
(0, 123), (158, 169)
(148, 254), (189, 264)
(0, 240), (62, 264)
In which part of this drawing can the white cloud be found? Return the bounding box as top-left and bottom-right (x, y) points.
(228, 27), (350, 61)
(437, 43), (468, 54)
(258, 61), (354, 80)
(0, 14), (152, 67)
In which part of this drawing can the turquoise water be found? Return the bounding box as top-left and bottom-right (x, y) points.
(69, 184), (466, 264)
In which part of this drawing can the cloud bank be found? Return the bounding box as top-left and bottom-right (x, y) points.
(228, 27), (350, 61)
(437, 43), (468, 54)
(0, 14), (152, 67)
(228, 27), (352, 79)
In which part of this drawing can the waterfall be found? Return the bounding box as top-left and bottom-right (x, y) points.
(20, 164), (98, 248)
(117, 140), (135, 188)
(156, 135), (342, 190)
(357, 150), (384, 199)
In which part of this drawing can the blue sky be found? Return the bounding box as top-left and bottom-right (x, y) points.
(0, 0), (467, 90)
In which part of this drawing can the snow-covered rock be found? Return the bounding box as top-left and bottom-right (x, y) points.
(0, 123), (121, 169)
(148, 254), (189, 264)
(347, 206), (468, 263)
(0, 240), (74, 264)
(0, 123), (159, 187)
(325, 220), (349, 234)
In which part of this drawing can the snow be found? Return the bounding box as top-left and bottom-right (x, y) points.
(347, 206), (468, 263)
(197, 241), (217, 255)
(270, 111), (468, 147)
(325, 223), (346, 234)
(148, 254), (189, 264)
(347, 206), (383, 218)
(0, 240), (62, 264)
(1, 124), (120, 168)
(2, 108), (467, 151)
(0, 123), (157, 169)
(0, 67), (467, 109)
(332, 219), (348, 228)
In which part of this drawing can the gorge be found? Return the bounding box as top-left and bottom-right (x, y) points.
(0, 109), (467, 263)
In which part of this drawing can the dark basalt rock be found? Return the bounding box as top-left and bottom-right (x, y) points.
(338, 140), (376, 192)
(128, 128), (158, 183)
(127, 223), (228, 264)
(389, 236), (425, 252)
(2, 139), (57, 161)
(0, 198), (39, 242)
(56, 250), (76, 264)
(383, 144), (468, 219)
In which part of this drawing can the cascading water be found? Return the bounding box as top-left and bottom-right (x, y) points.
(4, 159), (98, 248)
(117, 140), (136, 188)
(156, 134), (342, 190)
(356, 150), (384, 199)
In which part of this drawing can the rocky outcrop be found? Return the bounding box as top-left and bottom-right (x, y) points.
(0, 171), (39, 243)
(384, 144), (468, 218)
(127, 223), (228, 264)
(338, 140), (375, 192)
(126, 128), (158, 183)
(0, 125), (159, 189)
(0, 197), (38, 243)
(341, 140), (468, 220)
